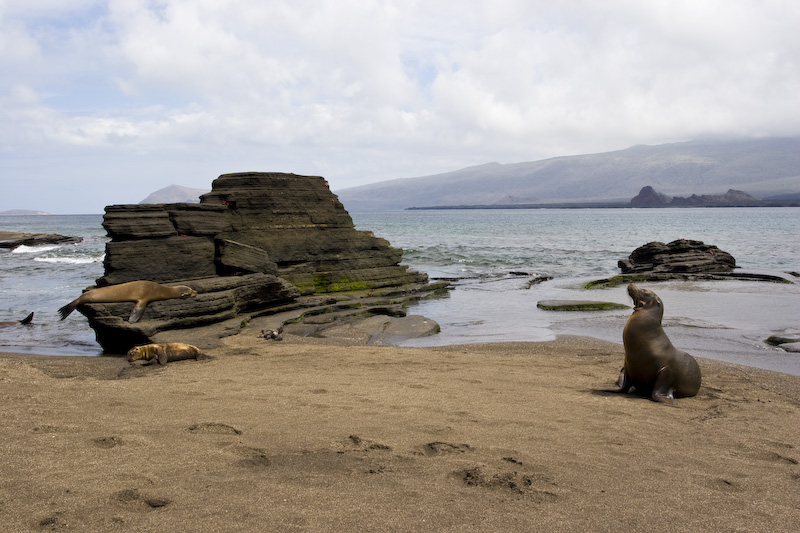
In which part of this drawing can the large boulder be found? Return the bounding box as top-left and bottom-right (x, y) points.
(619, 239), (736, 274)
(81, 172), (440, 352)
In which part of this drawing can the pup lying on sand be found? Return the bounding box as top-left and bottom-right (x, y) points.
(127, 343), (204, 365)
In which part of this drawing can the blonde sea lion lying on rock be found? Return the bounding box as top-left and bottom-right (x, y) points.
(127, 343), (204, 365)
(58, 281), (197, 323)
(0, 312), (33, 326)
(606, 283), (701, 404)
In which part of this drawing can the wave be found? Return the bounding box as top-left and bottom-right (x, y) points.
(11, 244), (60, 254)
(34, 256), (104, 265)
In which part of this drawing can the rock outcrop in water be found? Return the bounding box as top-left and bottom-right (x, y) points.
(630, 186), (765, 208)
(0, 232), (83, 250)
(618, 239), (736, 274)
(79, 172), (444, 353)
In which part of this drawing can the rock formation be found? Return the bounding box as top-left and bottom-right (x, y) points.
(630, 186), (764, 207)
(618, 239), (736, 274)
(0, 232), (83, 250)
(80, 172), (444, 353)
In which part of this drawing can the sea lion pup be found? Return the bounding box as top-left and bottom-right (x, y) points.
(0, 312), (34, 326)
(127, 343), (204, 365)
(607, 283), (701, 404)
(58, 280), (197, 323)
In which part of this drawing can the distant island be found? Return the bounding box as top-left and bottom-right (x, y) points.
(407, 186), (800, 210)
(0, 210), (53, 215)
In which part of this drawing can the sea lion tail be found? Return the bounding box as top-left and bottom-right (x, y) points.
(58, 301), (77, 320)
(20, 312), (34, 325)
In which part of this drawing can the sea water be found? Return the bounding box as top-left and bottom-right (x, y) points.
(1, 209), (799, 374)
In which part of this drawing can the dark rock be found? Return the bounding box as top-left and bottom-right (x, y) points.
(0, 231), (83, 249)
(79, 172), (441, 352)
(618, 239), (736, 274)
(629, 186), (765, 208)
(630, 186), (671, 207)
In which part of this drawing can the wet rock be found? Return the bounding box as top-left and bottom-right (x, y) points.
(536, 300), (629, 311)
(0, 231), (83, 249)
(618, 239), (736, 274)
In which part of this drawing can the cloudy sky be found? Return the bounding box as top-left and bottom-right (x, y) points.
(2, 0), (799, 213)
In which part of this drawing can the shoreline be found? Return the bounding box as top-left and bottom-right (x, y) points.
(2, 335), (798, 530)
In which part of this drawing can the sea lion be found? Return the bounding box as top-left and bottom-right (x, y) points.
(58, 281), (197, 323)
(0, 312), (34, 326)
(607, 283), (701, 404)
(127, 343), (204, 365)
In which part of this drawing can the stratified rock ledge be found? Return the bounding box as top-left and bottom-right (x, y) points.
(79, 172), (448, 353)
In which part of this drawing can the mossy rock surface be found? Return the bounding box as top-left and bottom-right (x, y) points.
(536, 300), (629, 311)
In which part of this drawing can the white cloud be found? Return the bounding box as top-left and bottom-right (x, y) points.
(1, 0), (799, 212)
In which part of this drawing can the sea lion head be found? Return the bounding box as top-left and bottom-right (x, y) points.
(175, 286), (198, 298)
(127, 345), (156, 362)
(627, 283), (663, 313)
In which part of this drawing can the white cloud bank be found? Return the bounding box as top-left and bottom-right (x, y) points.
(1, 0), (799, 212)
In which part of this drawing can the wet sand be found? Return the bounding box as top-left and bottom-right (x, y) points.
(1, 335), (798, 531)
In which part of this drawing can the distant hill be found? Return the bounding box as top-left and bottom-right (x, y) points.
(140, 185), (210, 204)
(335, 137), (800, 210)
(0, 210), (53, 215)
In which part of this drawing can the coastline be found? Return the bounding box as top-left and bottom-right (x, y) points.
(2, 335), (798, 531)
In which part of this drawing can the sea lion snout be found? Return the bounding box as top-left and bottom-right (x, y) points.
(627, 283), (659, 310)
(177, 286), (198, 298)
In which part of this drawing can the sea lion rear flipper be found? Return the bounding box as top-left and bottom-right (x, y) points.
(20, 312), (34, 325)
(58, 301), (78, 320)
(603, 367), (633, 394)
(129, 302), (147, 323)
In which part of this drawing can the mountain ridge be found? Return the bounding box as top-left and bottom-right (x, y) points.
(335, 137), (800, 210)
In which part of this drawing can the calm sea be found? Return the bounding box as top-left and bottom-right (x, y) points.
(1, 209), (799, 374)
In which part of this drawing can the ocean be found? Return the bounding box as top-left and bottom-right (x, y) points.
(1, 209), (799, 375)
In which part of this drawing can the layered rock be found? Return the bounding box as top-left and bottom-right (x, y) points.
(81, 172), (439, 352)
(618, 239), (736, 274)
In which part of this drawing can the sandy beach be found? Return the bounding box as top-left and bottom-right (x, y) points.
(1, 334), (799, 532)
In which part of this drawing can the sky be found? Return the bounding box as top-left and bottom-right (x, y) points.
(1, 0), (799, 214)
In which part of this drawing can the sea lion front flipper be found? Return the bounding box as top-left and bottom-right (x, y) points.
(651, 366), (677, 405)
(155, 346), (169, 365)
(129, 301), (147, 323)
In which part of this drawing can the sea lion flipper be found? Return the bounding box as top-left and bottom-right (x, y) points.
(58, 301), (78, 320)
(20, 312), (34, 325)
(155, 346), (168, 365)
(651, 366), (676, 405)
(129, 302), (147, 323)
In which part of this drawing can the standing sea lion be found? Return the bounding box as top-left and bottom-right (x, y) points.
(0, 312), (34, 326)
(127, 343), (204, 365)
(58, 281), (197, 323)
(607, 283), (701, 404)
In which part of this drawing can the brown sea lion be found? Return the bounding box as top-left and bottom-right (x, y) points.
(0, 312), (34, 326)
(127, 343), (204, 365)
(607, 283), (701, 404)
(58, 281), (197, 323)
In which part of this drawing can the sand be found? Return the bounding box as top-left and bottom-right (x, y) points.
(1, 334), (798, 532)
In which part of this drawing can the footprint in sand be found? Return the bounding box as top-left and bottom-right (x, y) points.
(92, 436), (123, 449)
(188, 422), (243, 435)
(423, 441), (473, 456)
(113, 488), (172, 509)
(458, 464), (559, 501)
